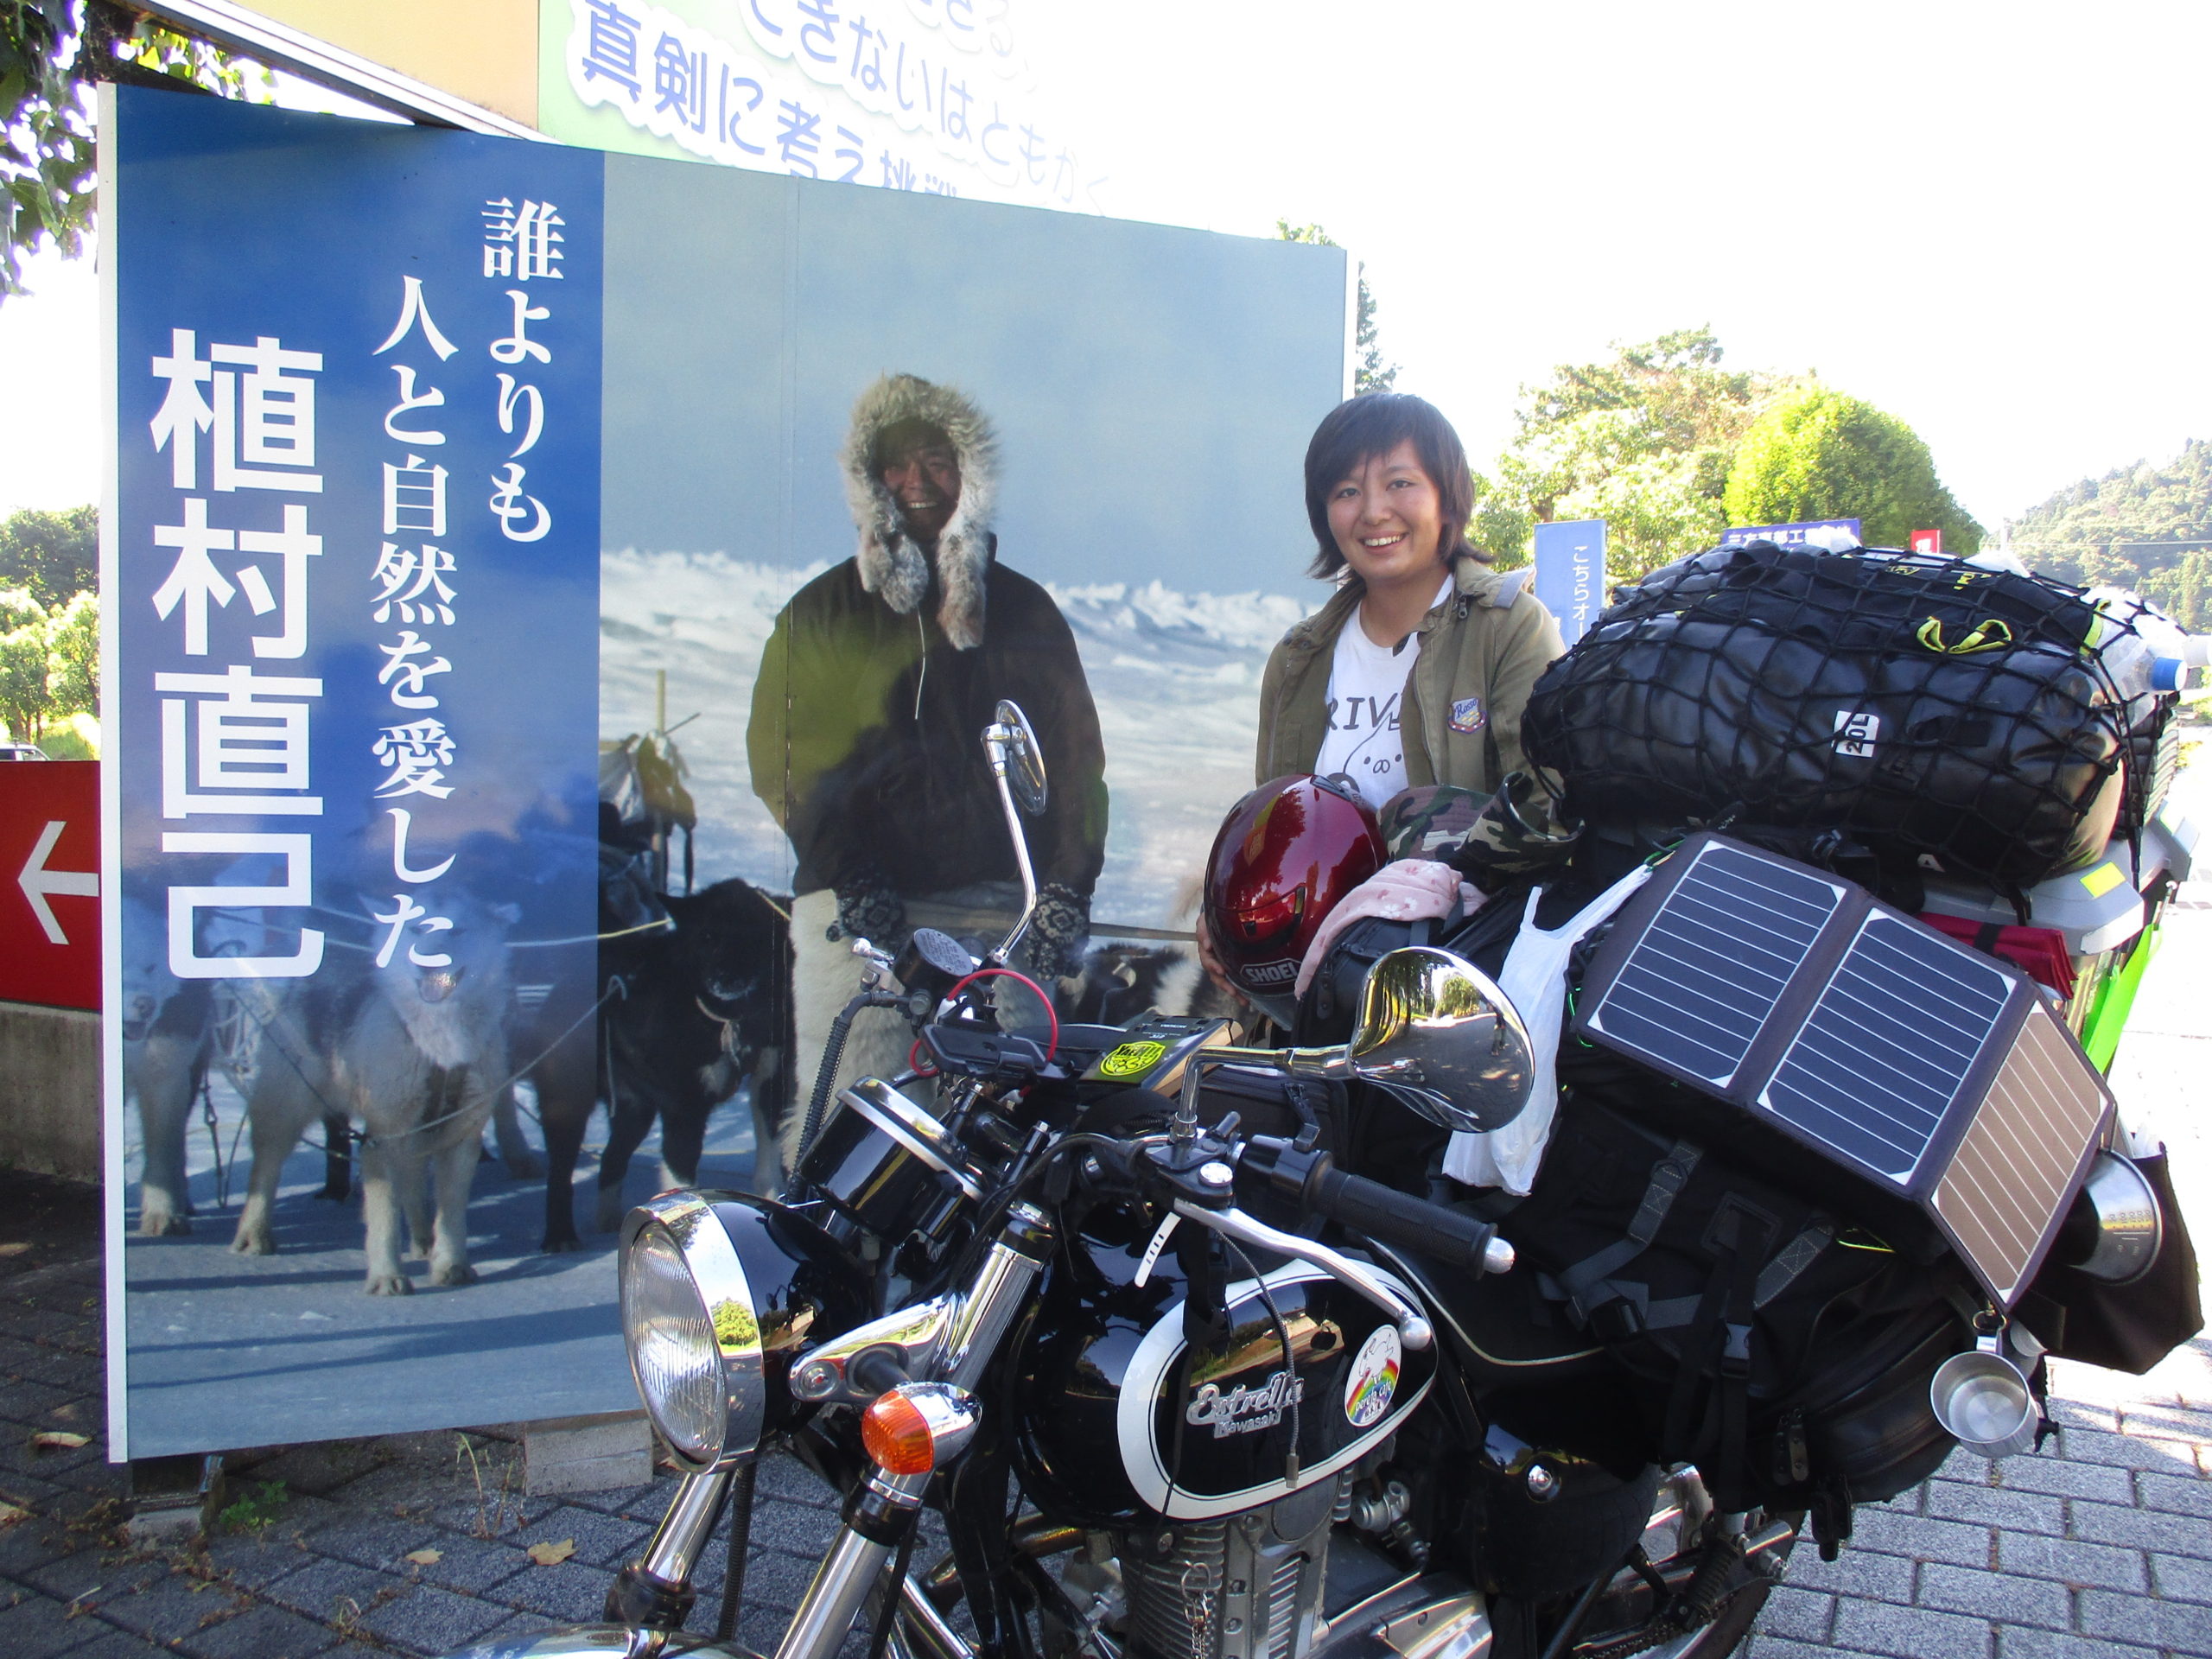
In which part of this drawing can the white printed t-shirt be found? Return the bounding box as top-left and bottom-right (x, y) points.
(1313, 579), (1452, 810)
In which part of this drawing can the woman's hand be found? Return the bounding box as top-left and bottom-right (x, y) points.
(1194, 912), (1243, 1008)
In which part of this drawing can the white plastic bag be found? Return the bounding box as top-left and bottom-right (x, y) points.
(1442, 862), (1653, 1196)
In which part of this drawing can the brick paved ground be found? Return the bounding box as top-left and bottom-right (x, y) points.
(0, 1164), (902, 1659)
(1738, 1350), (2212, 1659)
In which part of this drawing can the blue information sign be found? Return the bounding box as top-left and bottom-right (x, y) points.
(1532, 519), (1605, 644)
(103, 82), (1352, 1458)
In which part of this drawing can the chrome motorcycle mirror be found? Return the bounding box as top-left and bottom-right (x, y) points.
(982, 700), (1045, 965)
(983, 698), (1048, 816)
(1193, 946), (1535, 1135)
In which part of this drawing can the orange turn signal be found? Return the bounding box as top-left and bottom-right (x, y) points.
(861, 1389), (938, 1476)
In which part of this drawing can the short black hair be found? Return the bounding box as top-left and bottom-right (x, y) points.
(1301, 392), (1486, 580)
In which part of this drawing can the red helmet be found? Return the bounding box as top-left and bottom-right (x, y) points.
(1205, 774), (1386, 1027)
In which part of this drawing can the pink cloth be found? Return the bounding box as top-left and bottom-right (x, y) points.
(1294, 860), (1485, 996)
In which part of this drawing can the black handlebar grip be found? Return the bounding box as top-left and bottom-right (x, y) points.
(1309, 1166), (1501, 1274)
(1232, 1138), (1510, 1276)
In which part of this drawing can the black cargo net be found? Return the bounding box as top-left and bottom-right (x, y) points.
(1522, 545), (2162, 891)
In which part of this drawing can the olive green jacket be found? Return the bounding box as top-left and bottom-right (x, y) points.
(1254, 552), (1567, 795)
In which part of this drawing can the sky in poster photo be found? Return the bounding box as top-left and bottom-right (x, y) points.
(594, 154), (1346, 923)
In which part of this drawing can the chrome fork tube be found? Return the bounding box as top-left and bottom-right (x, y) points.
(607, 1466), (737, 1656)
(772, 1205), (1054, 1659)
(773, 1521), (907, 1659)
(939, 1229), (1047, 1386)
(637, 1467), (734, 1586)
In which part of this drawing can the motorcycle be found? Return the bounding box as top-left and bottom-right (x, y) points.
(454, 690), (2190, 1659)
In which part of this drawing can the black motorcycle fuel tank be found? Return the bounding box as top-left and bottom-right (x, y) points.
(1014, 1210), (1436, 1527)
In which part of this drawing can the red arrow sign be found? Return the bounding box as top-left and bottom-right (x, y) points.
(0, 761), (99, 1011)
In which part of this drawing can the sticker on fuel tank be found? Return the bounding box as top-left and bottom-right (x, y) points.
(1344, 1325), (1402, 1427)
(1097, 1040), (1167, 1079)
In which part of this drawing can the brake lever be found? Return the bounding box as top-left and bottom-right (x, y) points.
(1169, 1199), (1434, 1351)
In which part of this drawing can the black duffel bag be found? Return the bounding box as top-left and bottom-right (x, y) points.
(1522, 545), (2131, 890)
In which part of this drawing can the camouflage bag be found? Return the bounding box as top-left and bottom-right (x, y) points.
(1378, 772), (1581, 889)
(1376, 784), (1491, 861)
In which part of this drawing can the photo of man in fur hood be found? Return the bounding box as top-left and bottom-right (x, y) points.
(748, 372), (1109, 1118)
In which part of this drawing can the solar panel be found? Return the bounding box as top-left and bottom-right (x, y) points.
(1932, 1010), (2112, 1306)
(1758, 913), (2013, 1185)
(1585, 841), (1843, 1087)
(1571, 832), (2115, 1309)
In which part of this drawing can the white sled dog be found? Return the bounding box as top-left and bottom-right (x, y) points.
(229, 894), (518, 1294)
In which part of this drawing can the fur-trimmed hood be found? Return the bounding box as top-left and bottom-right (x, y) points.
(840, 373), (1000, 651)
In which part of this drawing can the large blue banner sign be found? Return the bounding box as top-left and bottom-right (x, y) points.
(106, 85), (1348, 1459)
(111, 89), (605, 1455)
(1532, 519), (1605, 645)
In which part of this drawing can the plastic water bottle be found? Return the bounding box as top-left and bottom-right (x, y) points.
(2083, 588), (2157, 704)
(2082, 588), (2209, 738)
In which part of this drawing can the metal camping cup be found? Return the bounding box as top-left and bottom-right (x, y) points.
(1929, 1323), (2038, 1459)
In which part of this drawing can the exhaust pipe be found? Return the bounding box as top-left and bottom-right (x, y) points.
(2063, 1152), (2164, 1285)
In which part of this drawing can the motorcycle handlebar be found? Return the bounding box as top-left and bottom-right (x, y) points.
(1312, 1166), (1515, 1276)
(1236, 1139), (1514, 1278)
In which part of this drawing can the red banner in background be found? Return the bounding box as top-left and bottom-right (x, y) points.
(0, 760), (99, 1011)
(1911, 529), (1943, 555)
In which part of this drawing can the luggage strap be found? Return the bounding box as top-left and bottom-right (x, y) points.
(1539, 1140), (1701, 1324)
(1632, 1218), (1837, 1331)
(1664, 1201), (1777, 1497)
(1537, 1145), (1834, 1341)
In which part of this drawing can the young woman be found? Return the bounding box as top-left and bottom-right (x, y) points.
(1254, 392), (1565, 807)
(1197, 394), (1567, 1007)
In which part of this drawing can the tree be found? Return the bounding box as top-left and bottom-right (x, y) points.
(2, 1), (268, 298)
(1476, 327), (1802, 577)
(0, 503), (93, 602)
(2005, 440), (2212, 627)
(45, 585), (93, 715)
(0, 587), (49, 739)
(2141, 549), (2212, 630)
(0, 0), (91, 297)
(1723, 386), (1984, 554)
(1277, 221), (1398, 393)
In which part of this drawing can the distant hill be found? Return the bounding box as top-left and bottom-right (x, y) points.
(2010, 439), (2212, 626)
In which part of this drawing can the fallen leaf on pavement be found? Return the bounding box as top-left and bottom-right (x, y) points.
(404, 1548), (443, 1566)
(526, 1539), (576, 1566)
(32, 1432), (90, 1450)
(0, 1501), (28, 1528)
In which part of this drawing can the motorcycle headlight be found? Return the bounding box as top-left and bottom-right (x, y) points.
(620, 1192), (868, 1473)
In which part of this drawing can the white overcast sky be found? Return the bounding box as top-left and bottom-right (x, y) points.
(4, 0), (2206, 531)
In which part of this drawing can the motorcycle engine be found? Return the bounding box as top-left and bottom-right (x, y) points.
(1111, 1472), (1348, 1659)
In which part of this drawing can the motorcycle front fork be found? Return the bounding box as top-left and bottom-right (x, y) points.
(610, 1205), (1053, 1659)
(774, 1208), (1053, 1659)
(605, 1467), (738, 1653)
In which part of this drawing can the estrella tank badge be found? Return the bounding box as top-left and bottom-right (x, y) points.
(1448, 696), (1486, 734)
